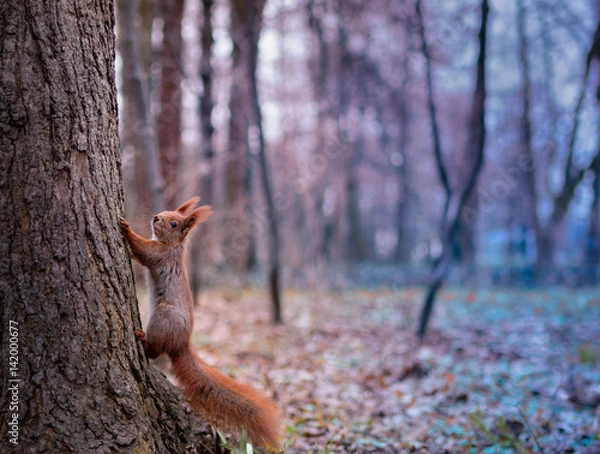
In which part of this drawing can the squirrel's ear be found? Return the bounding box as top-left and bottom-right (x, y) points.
(182, 205), (212, 234)
(176, 196), (201, 214)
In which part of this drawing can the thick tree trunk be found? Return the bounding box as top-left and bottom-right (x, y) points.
(0, 1), (210, 451)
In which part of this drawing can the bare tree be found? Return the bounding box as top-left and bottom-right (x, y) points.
(537, 17), (600, 278)
(516, 0), (543, 275)
(199, 0), (216, 203)
(157, 0), (185, 207)
(117, 0), (165, 215)
(418, 0), (489, 340)
(224, 0), (267, 272)
(249, 41), (284, 324)
(583, 18), (600, 282)
(191, 0), (216, 305)
(0, 0), (212, 451)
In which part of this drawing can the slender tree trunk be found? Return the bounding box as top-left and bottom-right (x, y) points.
(517, 0), (544, 280)
(244, 0), (283, 323)
(306, 0), (330, 268)
(117, 0), (165, 215)
(199, 0), (216, 203)
(0, 1), (210, 451)
(416, 0), (451, 201)
(390, 32), (414, 263)
(225, 0), (265, 272)
(585, 152), (600, 283)
(536, 19), (600, 278)
(251, 76), (284, 324)
(418, 0), (489, 340)
(346, 109), (367, 262)
(585, 20), (600, 284)
(157, 0), (185, 208)
(191, 0), (216, 305)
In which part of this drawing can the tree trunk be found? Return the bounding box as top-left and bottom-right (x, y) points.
(306, 0), (331, 268)
(199, 0), (216, 203)
(157, 0), (185, 208)
(585, 21), (600, 284)
(416, 0), (451, 201)
(516, 0), (545, 280)
(346, 109), (367, 262)
(537, 18), (600, 277)
(191, 0), (216, 305)
(245, 0), (283, 323)
(116, 0), (165, 215)
(418, 0), (489, 340)
(585, 153), (600, 283)
(224, 0), (265, 272)
(0, 1), (210, 451)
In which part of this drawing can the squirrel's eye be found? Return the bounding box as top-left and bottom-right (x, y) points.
(170, 221), (177, 228)
(153, 216), (159, 223)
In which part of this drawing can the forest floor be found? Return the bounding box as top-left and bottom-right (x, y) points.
(164, 287), (600, 453)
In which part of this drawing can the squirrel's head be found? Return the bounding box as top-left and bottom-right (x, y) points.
(151, 196), (212, 245)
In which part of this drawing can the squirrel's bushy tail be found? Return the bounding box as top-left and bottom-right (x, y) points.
(171, 346), (282, 451)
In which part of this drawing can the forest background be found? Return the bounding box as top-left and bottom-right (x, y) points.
(119, 0), (600, 300)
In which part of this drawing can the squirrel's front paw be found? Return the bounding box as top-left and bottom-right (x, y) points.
(119, 217), (130, 231)
(135, 329), (146, 340)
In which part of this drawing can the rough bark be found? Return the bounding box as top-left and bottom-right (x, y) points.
(157, 0), (185, 208)
(0, 1), (209, 451)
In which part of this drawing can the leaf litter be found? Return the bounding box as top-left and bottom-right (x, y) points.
(186, 288), (600, 453)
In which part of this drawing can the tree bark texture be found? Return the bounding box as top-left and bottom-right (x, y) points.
(0, 1), (209, 451)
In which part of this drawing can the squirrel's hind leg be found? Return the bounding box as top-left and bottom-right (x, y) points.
(136, 329), (160, 359)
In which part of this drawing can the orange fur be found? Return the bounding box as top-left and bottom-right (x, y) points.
(120, 197), (282, 450)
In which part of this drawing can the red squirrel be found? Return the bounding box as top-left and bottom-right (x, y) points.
(119, 196), (282, 450)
